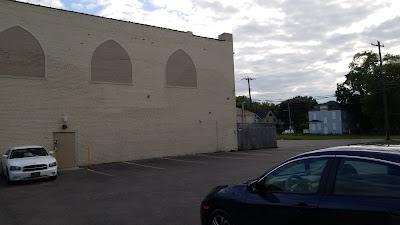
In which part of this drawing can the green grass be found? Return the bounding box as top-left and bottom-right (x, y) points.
(277, 133), (400, 141)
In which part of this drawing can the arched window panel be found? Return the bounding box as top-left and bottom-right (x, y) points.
(0, 26), (45, 78)
(166, 49), (197, 88)
(91, 40), (132, 84)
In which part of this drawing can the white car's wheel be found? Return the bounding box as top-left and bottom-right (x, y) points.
(0, 164), (4, 177)
(6, 169), (13, 185)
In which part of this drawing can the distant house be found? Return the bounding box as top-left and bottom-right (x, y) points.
(236, 108), (259, 123)
(254, 109), (278, 123)
(308, 101), (349, 134)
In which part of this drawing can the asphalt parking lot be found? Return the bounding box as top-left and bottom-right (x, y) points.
(0, 139), (379, 225)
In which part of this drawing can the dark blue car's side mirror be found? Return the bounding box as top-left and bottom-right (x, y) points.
(247, 180), (266, 194)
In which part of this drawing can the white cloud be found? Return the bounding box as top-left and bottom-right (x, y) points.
(17, 0), (63, 8)
(327, 1), (400, 36)
(71, 3), (84, 10)
(68, 0), (287, 39)
(94, 0), (145, 20)
(150, 0), (194, 13)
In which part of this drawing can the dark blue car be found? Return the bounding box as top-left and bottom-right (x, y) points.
(200, 145), (400, 225)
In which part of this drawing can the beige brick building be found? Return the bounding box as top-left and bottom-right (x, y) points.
(0, 0), (237, 168)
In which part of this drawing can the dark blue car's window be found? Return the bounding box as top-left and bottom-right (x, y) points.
(334, 158), (400, 198)
(264, 158), (328, 194)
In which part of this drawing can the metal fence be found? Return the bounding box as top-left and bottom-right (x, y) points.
(237, 123), (277, 150)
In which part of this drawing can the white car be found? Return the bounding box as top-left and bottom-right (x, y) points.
(1, 145), (57, 184)
(282, 129), (295, 134)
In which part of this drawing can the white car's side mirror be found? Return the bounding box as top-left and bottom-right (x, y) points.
(49, 151), (54, 155)
(2, 155), (8, 159)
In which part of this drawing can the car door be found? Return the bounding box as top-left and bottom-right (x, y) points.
(241, 156), (333, 225)
(317, 157), (400, 225)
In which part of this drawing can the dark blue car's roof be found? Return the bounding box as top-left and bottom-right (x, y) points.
(290, 145), (400, 164)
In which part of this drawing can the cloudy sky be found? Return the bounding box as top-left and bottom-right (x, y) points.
(18, 0), (400, 103)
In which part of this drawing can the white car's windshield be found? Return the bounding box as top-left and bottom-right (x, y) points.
(10, 148), (48, 159)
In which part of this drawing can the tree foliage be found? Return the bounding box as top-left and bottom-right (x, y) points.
(277, 96), (318, 131)
(336, 51), (400, 133)
(235, 96), (278, 112)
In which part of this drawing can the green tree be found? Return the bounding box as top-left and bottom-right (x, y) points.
(258, 102), (278, 111)
(277, 96), (318, 131)
(235, 95), (250, 108)
(336, 51), (400, 133)
(235, 96), (277, 112)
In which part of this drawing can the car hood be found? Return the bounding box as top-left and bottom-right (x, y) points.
(210, 184), (248, 201)
(219, 184), (247, 195)
(8, 156), (56, 166)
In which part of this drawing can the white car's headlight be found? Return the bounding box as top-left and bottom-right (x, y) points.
(10, 166), (21, 171)
(49, 162), (57, 167)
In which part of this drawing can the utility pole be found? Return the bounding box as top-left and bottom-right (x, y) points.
(241, 101), (246, 124)
(242, 77), (255, 111)
(371, 40), (390, 140)
(288, 102), (292, 130)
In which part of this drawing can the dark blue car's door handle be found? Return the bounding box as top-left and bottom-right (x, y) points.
(295, 203), (309, 207)
(390, 211), (400, 217)
(294, 203), (311, 213)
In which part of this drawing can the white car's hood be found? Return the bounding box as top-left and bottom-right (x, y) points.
(8, 156), (56, 167)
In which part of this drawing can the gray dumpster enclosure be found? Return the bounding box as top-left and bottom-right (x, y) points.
(237, 123), (277, 150)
